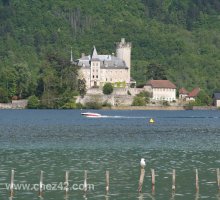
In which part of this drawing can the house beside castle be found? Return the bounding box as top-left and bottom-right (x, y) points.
(213, 93), (220, 107)
(179, 87), (200, 101)
(74, 38), (135, 89)
(144, 80), (177, 102)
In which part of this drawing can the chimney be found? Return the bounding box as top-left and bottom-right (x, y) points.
(81, 53), (85, 57)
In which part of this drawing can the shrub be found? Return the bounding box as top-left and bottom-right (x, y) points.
(27, 95), (40, 109)
(161, 100), (170, 106)
(84, 101), (102, 109)
(103, 82), (113, 95)
(102, 101), (112, 108)
(184, 103), (193, 110)
(132, 96), (146, 106)
(127, 90), (131, 95)
(136, 91), (150, 103)
(61, 98), (76, 109)
(76, 103), (83, 109)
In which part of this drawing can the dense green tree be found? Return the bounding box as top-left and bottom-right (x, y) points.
(27, 95), (39, 109)
(103, 83), (113, 95)
(132, 96), (146, 106)
(194, 90), (212, 106)
(146, 63), (167, 80)
(0, 0), (220, 104)
(78, 78), (86, 97)
(136, 91), (151, 103)
(0, 87), (9, 103)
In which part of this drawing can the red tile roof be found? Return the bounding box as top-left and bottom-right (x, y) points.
(179, 87), (189, 94)
(146, 80), (176, 89)
(188, 87), (200, 97)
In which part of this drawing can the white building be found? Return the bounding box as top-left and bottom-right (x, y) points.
(185, 87), (200, 101)
(213, 93), (220, 107)
(144, 80), (176, 102)
(179, 87), (189, 99)
(74, 38), (134, 89)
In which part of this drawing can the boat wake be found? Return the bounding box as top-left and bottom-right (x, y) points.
(100, 115), (148, 119)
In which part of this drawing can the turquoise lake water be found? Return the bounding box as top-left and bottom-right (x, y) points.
(0, 110), (220, 200)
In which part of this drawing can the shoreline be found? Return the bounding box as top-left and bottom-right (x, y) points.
(104, 106), (218, 111)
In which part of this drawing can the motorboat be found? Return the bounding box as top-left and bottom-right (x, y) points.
(81, 112), (102, 118)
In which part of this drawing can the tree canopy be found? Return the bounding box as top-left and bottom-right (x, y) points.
(0, 0), (220, 105)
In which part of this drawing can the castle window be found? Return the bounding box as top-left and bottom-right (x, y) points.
(96, 75), (98, 78)
(106, 78), (107, 81)
(93, 75), (94, 78)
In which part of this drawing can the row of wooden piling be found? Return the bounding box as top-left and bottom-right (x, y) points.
(8, 168), (220, 197)
(138, 168), (220, 193)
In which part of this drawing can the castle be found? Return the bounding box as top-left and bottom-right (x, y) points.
(74, 38), (134, 89)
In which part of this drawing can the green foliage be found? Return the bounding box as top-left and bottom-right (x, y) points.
(84, 101), (102, 109)
(0, 0), (220, 102)
(102, 101), (112, 108)
(78, 78), (86, 97)
(103, 82), (113, 95)
(161, 100), (170, 106)
(146, 63), (167, 80)
(132, 91), (151, 106)
(62, 98), (76, 109)
(0, 87), (9, 103)
(184, 103), (193, 110)
(127, 90), (131, 95)
(27, 95), (39, 109)
(132, 96), (146, 106)
(136, 91), (151, 103)
(191, 90), (212, 106)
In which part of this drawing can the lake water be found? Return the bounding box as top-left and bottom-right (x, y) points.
(0, 109), (219, 200)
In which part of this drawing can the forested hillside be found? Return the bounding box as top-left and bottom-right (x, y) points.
(1, 0), (220, 106)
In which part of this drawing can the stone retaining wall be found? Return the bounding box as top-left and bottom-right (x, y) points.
(0, 100), (28, 109)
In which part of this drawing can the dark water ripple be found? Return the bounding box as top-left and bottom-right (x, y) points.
(0, 110), (220, 199)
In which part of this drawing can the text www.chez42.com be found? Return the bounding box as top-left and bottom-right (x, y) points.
(2, 182), (95, 191)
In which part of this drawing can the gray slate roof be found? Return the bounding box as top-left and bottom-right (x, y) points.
(76, 46), (128, 69)
(213, 93), (220, 99)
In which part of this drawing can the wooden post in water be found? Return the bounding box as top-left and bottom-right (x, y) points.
(39, 170), (43, 197)
(83, 170), (87, 195)
(217, 168), (220, 190)
(106, 171), (109, 194)
(138, 168), (145, 193)
(195, 169), (199, 192)
(151, 169), (155, 193)
(64, 171), (69, 195)
(10, 169), (15, 197)
(172, 169), (176, 191)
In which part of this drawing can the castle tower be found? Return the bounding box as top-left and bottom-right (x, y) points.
(90, 46), (101, 87)
(116, 38), (131, 83)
